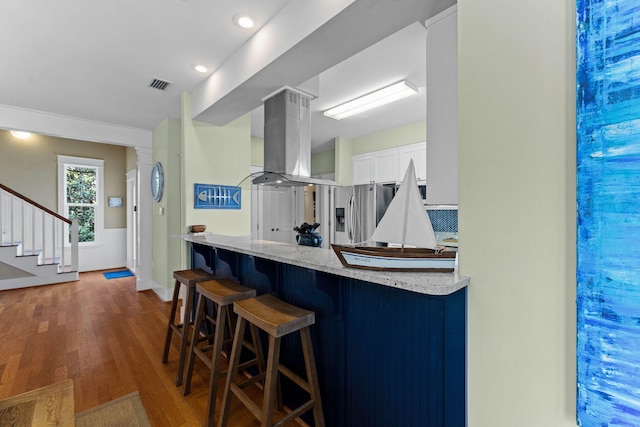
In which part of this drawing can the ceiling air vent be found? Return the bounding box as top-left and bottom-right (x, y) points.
(149, 78), (171, 91)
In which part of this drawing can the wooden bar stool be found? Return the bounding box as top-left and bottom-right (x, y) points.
(162, 268), (214, 386)
(183, 279), (259, 427)
(218, 294), (325, 427)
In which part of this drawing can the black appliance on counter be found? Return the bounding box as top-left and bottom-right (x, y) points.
(294, 222), (322, 247)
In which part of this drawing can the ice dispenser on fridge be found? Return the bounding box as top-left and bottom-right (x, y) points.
(335, 207), (346, 232)
(331, 184), (393, 246)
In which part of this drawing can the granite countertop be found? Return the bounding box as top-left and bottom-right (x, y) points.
(174, 233), (469, 296)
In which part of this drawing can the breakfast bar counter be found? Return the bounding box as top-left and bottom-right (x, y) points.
(177, 233), (469, 295)
(174, 233), (468, 427)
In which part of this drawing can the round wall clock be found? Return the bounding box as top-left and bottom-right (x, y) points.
(151, 162), (164, 202)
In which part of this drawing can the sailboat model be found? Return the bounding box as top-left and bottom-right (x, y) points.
(331, 160), (457, 272)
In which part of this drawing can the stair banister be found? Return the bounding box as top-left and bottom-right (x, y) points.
(0, 183), (78, 274)
(0, 183), (71, 224)
(21, 202), (24, 253)
(70, 219), (78, 272)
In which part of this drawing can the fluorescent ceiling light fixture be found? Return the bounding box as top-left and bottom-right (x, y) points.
(233, 14), (254, 29)
(192, 64), (208, 73)
(10, 130), (31, 139)
(323, 80), (418, 120)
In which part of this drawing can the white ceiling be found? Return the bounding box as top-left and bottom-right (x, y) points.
(1, 0), (450, 152)
(251, 22), (427, 152)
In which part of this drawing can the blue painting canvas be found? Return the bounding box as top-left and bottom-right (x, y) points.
(577, 0), (640, 425)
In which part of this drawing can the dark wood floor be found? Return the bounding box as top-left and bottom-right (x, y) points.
(0, 270), (303, 426)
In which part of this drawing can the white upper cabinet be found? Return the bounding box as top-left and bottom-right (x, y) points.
(417, 144), (427, 181)
(373, 149), (398, 183)
(352, 148), (397, 184)
(425, 6), (458, 205)
(352, 142), (425, 185)
(398, 142), (426, 182)
(352, 154), (374, 185)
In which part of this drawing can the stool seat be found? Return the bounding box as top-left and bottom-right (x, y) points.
(234, 294), (315, 338)
(198, 278), (257, 306)
(162, 268), (215, 386)
(218, 294), (325, 427)
(173, 268), (214, 286)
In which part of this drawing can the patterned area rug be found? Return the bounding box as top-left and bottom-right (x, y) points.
(0, 399), (36, 425)
(76, 391), (151, 427)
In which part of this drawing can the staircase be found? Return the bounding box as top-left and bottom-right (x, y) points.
(0, 183), (78, 290)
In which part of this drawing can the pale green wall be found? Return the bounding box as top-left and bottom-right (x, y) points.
(311, 150), (335, 176)
(149, 96), (252, 290)
(315, 120), (426, 180)
(334, 136), (352, 185)
(459, 1), (576, 426)
(251, 136), (264, 166)
(0, 129), (127, 228)
(181, 93), (252, 238)
(351, 120), (426, 155)
(151, 119), (182, 289)
(252, 135), (336, 177)
(248, 121), (424, 178)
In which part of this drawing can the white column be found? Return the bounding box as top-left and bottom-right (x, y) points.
(425, 6), (458, 205)
(135, 147), (153, 291)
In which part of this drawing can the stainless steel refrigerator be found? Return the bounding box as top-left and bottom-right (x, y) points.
(331, 184), (394, 246)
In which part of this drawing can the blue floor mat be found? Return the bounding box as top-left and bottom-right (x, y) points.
(103, 269), (134, 279)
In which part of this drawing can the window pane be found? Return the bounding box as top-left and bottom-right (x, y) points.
(68, 206), (95, 243)
(66, 166), (96, 204)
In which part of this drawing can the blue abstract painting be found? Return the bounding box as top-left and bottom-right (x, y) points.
(577, 0), (640, 425)
(194, 183), (241, 209)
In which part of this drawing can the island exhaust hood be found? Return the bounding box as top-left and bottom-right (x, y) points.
(252, 88), (336, 187)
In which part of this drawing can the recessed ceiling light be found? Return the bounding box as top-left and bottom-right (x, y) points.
(10, 130), (31, 139)
(233, 13), (254, 29)
(192, 64), (208, 73)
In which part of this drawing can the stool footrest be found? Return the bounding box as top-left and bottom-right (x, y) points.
(192, 348), (214, 370)
(230, 383), (262, 421)
(277, 364), (311, 394)
(241, 341), (259, 355)
(237, 358), (260, 373)
(195, 342), (214, 354)
(273, 399), (316, 427)
(169, 322), (190, 333)
(237, 371), (265, 389)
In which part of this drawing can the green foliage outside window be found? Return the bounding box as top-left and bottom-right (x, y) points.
(68, 206), (95, 242)
(66, 166), (97, 243)
(66, 167), (96, 203)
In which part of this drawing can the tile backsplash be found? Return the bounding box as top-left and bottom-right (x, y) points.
(427, 209), (458, 233)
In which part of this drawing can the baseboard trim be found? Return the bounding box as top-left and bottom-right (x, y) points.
(151, 281), (171, 301)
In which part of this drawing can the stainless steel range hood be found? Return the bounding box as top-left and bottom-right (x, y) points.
(252, 88), (336, 187)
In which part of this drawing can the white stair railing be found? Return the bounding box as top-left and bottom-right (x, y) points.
(0, 183), (78, 273)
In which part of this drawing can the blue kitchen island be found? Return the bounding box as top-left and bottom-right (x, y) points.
(175, 233), (469, 427)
